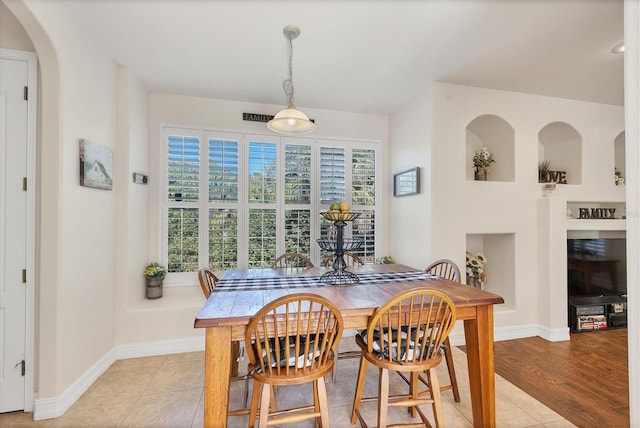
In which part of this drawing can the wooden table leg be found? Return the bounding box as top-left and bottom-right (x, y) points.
(204, 326), (232, 428)
(463, 306), (496, 427)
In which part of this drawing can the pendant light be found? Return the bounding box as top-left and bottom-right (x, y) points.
(267, 25), (316, 134)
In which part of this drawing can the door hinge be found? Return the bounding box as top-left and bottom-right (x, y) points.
(15, 360), (25, 376)
(23, 177), (27, 191)
(24, 86), (28, 101)
(22, 269), (27, 283)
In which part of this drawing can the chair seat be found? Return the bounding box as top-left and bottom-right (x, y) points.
(252, 334), (328, 370)
(355, 329), (441, 368)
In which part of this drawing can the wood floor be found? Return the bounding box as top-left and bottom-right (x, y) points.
(467, 328), (629, 428)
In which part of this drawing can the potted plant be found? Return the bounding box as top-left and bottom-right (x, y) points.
(144, 262), (166, 299)
(615, 168), (625, 186)
(472, 147), (495, 181)
(538, 160), (551, 183)
(376, 256), (395, 264)
(466, 251), (487, 288)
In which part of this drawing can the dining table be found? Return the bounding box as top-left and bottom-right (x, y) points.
(194, 263), (504, 427)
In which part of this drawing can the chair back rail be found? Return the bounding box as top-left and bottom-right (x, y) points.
(271, 252), (314, 269)
(425, 258), (461, 282)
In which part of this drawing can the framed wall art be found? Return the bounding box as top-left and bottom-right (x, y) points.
(393, 167), (420, 197)
(79, 139), (113, 190)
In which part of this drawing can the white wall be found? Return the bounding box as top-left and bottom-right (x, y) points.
(419, 82), (623, 338)
(8, 0), (118, 403)
(0, 1), (34, 51)
(388, 87), (433, 269)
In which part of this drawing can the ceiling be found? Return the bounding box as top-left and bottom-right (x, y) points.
(56, 0), (624, 115)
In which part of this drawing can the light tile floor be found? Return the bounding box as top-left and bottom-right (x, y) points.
(1, 342), (575, 427)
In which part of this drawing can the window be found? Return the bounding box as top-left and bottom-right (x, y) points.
(162, 127), (380, 282)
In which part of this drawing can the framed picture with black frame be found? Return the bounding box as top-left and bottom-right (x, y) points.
(393, 167), (420, 197)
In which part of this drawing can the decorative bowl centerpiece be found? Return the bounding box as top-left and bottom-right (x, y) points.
(318, 202), (362, 285)
(321, 211), (361, 222)
(317, 237), (364, 253)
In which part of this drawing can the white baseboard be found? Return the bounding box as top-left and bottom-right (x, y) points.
(33, 336), (205, 420)
(448, 323), (568, 347)
(537, 325), (571, 342)
(33, 348), (116, 420)
(115, 336), (205, 360)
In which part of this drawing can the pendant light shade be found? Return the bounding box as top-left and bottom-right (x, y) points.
(267, 26), (316, 135)
(268, 107), (316, 134)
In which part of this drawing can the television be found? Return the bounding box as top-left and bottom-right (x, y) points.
(567, 237), (627, 298)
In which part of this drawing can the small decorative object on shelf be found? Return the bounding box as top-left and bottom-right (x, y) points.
(144, 262), (166, 299)
(538, 160), (551, 183)
(466, 251), (487, 288)
(542, 182), (556, 197)
(539, 160), (567, 184)
(473, 147), (495, 181)
(615, 168), (625, 186)
(319, 202), (362, 285)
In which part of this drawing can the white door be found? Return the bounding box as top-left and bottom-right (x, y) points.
(0, 50), (36, 413)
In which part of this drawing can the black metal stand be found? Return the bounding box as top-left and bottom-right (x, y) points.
(318, 212), (362, 285)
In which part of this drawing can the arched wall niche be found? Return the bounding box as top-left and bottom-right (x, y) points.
(538, 122), (582, 185)
(466, 114), (514, 182)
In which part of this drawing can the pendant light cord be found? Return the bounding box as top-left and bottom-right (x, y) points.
(283, 35), (295, 107)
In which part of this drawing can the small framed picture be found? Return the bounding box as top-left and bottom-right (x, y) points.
(79, 139), (113, 190)
(393, 167), (420, 197)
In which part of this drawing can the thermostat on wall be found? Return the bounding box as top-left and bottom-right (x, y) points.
(133, 173), (148, 184)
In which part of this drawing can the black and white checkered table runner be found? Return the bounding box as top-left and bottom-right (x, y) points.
(214, 270), (441, 292)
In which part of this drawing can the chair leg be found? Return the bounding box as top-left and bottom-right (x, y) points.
(409, 371), (419, 418)
(316, 377), (331, 427)
(248, 379), (262, 428)
(351, 355), (369, 424)
(258, 382), (271, 428)
(378, 367), (390, 428)
(269, 385), (277, 413)
(428, 367), (444, 428)
(332, 359), (338, 382)
(442, 337), (461, 402)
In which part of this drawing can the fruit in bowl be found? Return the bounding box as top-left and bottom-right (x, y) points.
(324, 201), (353, 220)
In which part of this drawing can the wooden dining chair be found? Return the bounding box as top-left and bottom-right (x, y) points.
(271, 252), (314, 269)
(425, 258), (461, 282)
(197, 267), (219, 298)
(351, 288), (457, 428)
(245, 293), (344, 427)
(323, 251), (365, 268)
(424, 259), (462, 402)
